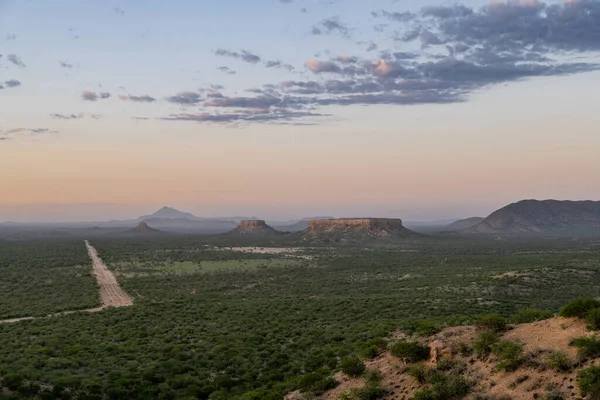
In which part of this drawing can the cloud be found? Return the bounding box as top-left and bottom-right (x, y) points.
(305, 59), (342, 73)
(82, 91), (110, 101)
(118, 94), (156, 103)
(217, 66), (237, 75)
(7, 54), (26, 68)
(0, 127), (58, 142)
(166, 91), (202, 105)
(114, 7), (125, 15)
(411, 0), (600, 52)
(215, 49), (261, 64)
(312, 17), (352, 37)
(60, 61), (73, 68)
(372, 10), (415, 22)
(51, 113), (84, 120)
(266, 60), (282, 68)
(161, 109), (324, 125)
(5, 79), (21, 88)
(6, 34), (16, 40)
(82, 91), (97, 101)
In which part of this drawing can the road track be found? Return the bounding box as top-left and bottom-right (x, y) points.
(0, 241), (132, 324)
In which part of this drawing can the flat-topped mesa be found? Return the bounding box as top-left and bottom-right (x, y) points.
(230, 220), (281, 235)
(303, 218), (418, 243)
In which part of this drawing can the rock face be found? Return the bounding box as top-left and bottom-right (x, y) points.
(466, 200), (600, 236)
(230, 220), (281, 235)
(128, 221), (160, 234)
(302, 218), (419, 243)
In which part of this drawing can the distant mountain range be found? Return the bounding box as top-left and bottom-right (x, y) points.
(464, 200), (600, 236)
(445, 217), (485, 231)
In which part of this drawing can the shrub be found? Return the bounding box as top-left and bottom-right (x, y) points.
(340, 355), (366, 377)
(493, 340), (524, 372)
(407, 363), (430, 384)
(411, 372), (471, 400)
(457, 342), (472, 356)
(571, 335), (600, 360)
(586, 308), (600, 330)
(359, 338), (387, 360)
(546, 351), (572, 373)
(578, 365), (600, 399)
(339, 384), (386, 400)
(473, 330), (499, 359)
(478, 314), (507, 332)
(364, 369), (382, 385)
(389, 340), (430, 363)
(559, 298), (600, 318)
(511, 308), (554, 324)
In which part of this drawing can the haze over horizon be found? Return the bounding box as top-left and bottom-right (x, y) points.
(2, 0), (600, 223)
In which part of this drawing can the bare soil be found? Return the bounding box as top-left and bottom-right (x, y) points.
(85, 240), (133, 308)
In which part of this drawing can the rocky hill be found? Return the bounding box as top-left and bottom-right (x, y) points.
(288, 315), (600, 400)
(229, 220), (281, 235)
(466, 200), (600, 236)
(127, 222), (161, 234)
(301, 218), (420, 244)
(138, 206), (198, 221)
(445, 217), (485, 231)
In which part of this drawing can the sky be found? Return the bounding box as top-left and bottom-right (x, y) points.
(1, 0), (599, 222)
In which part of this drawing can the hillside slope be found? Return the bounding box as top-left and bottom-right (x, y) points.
(445, 217), (485, 231)
(466, 200), (600, 236)
(291, 317), (597, 400)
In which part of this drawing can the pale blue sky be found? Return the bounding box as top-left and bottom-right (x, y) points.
(1, 0), (599, 221)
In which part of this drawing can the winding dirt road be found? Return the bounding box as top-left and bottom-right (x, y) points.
(0, 241), (132, 324)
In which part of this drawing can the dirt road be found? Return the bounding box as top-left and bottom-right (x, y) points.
(85, 240), (133, 308)
(0, 241), (133, 324)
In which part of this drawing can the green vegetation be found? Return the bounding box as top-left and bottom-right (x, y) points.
(585, 307), (600, 330)
(1, 237), (600, 399)
(412, 371), (471, 400)
(473, 330), (500, 359)
(477, 314), (507, 332)
(571, 335), (600, 360)
(578, 365), (600, 399)
(340, 355), (366, 377)
(389, 340), (430, 363)
(546, 351), (572, 373)
(408, 363), (431, 383)
(511, 308), (554, 324)
(559, 297), (600, 318)
(0, 241), (99, 319)
(492, 340), (523, 371)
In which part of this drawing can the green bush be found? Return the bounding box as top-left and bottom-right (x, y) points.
(457, 342), (472, 356)
(546, 351), (572, 373)
(511, 308), (554, 324)
(473, 330), (499, 359)
(359, 338), (387, 360)
(339, 384), (386, 400)
(407, 363), (430, 384)
(578, 365), (600, 399)
(559, 298), (600, 318)
(571, 335), (600, 360)
(340, 355), (366, 377)
(364, 369), (382, 385)
(586, 308), (600, 330)
(478, 314), (507, 332)
(411, 372), (471, 400)
(493, 340), (524, 371)
(389, 340), (430, 363)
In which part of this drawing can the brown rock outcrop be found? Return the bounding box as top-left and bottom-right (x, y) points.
(302, 218), (419, 243)
(229, 220), (281, 235)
